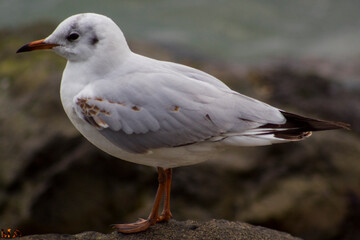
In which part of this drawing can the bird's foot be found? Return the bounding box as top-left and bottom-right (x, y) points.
(113, 218), (155, 234)
(114, 210), (172, 234)
(114, 167), (173, 234)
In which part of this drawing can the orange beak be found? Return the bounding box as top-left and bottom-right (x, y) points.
(16, 39), (59, 53)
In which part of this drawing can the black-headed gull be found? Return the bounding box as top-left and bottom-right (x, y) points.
(17, 13), (349, 233)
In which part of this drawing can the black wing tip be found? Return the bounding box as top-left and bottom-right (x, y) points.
(280, 111), (350, 131)
(258, 111), (350, 141)
(327, 121), (351, 130)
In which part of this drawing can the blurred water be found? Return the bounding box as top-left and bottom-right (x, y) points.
(0, 0), (359, 62)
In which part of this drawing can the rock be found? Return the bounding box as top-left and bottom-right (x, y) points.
(19, 219), (302, 240)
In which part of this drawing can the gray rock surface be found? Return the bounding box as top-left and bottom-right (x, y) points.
(20, 220), (302, 240)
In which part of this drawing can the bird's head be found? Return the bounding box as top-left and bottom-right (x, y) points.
(17, 13), (130, 62)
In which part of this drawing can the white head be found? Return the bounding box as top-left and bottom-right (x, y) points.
(17, 13), (131, 62)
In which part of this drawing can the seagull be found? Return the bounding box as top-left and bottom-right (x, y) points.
(17, 13), (349, 233)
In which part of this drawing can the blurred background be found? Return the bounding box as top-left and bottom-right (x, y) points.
(0, 1), (359, 240)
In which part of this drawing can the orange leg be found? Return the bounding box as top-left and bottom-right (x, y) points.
(114, 167), (173, 234)
(158, 168), (172, 222)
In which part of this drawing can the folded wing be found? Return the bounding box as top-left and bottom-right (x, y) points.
(73, 72), (286, 153)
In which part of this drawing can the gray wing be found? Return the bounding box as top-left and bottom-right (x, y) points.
(73, 71), (285, 153)
(162, 61), (231, 90)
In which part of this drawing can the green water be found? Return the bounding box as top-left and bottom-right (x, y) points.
(1, 0), (359, 63)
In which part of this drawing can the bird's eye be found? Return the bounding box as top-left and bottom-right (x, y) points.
(67, 32), (80, 41)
